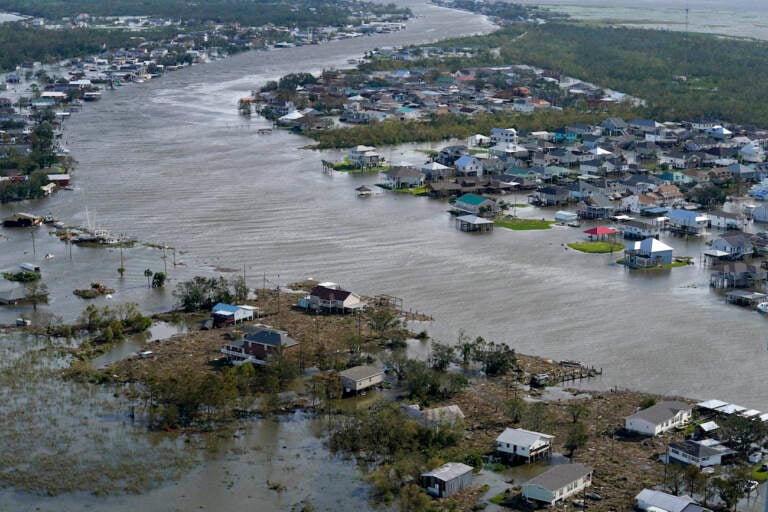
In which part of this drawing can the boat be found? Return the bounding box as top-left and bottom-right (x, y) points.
(3, 212), (42, 227)
(42, 214), (58, 224)
(15, 318), (31, 327)
(757, 302), (768, 314)
(20, 262), (41, 272)
(83, 91), (102, 101)
(43, 253), (55, 260)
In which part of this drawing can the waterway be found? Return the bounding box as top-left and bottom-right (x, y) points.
(1, 0), (768, 507)
(515, 0), (768, 41)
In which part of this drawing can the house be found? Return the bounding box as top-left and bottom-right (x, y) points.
(380, 166), (424, 189)
(348, 145), (384, 168)
(623, 237), (674, 268)
(709, 262), (766, 288)
(739, 142), (765, 163)
(752, 204), (768, 223)
(494, 427), (554, 463)
(221, 324), (299, 365)
(301, 283), (364, 313)
(454, 155), (484, 176)
(624, 400), (692, 436)
(420, 462), (473, 498)
(521, 463), (593, 505)
(708, 210), (746, 230)
(490, 127), (519, 145)
(635, 489), (706, 512)
(667, 439), (733, 467)
(602, 117), (628, 136)
(530, 186), (571, 206)
(621, 219), (661, 239)
(453, 193), (498, 216)
(421, 161), (452, 180)
(436, 145), (469, 166)
(711, 233), (754, 259)
(212, 303), (256, 327)
(668, 209), (709, 235)
(339, 365), (384, 394)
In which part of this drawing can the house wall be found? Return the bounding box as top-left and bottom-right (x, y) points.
(668, 447), (722, 467)
(341, 372), (383, 392)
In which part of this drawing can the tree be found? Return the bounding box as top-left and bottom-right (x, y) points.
(684, 465), (705, 497)
(24, 281), (48, 310)
(569, 402), (589, 423)
(565, 421), (588, 458)
(523, 402), (552, 432)
(144, 268), (153, 288)
(429, 340), (455, 371)
(711, 476), (744, 512)
(152, 271), (166, 288)
(719, 415), (767, 456)
(365, 305), (403, 341)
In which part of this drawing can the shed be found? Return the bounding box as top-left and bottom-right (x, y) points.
(421, 462), (473, 498)
(455, 214), (494, 233)
(339, 365), (383, 394)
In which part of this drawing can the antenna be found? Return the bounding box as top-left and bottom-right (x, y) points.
(684, 1), (689, 75)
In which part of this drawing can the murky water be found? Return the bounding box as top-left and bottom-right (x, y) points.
(513, 0), (768, 40)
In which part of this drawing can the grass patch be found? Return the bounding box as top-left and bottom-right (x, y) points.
(752, 462), (768, 482)
(331, 160), (390, 173)
(616, 258), (689, 270)
(490, 491), (509, 505)
(567, 241), (623, 253)
(494, 218), (554, 230)
(394, 186), (429, 195)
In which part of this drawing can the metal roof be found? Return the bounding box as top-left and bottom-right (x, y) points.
(715, 403), (747, 415)
(456, 214), (493, 225)
(627, 401), (690, 425)
(339, 365), (383, 382)
(496, 427), (554, 448)
(636, 489), (694, 512)
(524, 463), (591, 492)
(421, 462), (473, 482)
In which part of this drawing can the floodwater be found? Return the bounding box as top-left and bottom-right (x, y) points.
(513, 0), (768, 40)
(1, 0), (768, 507)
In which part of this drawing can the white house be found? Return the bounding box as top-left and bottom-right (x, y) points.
(635, 489), (698, 512)
(212, 303), (255, 327)
(454, 155), (484, 176)
(495, 427), (554, 463)
(348, 145), (384, 168)
(739, 141), (765, 163)
(621, 219), (661, 240)
(380, 166), (425, 189)
(302, 284), (365, 313)
(625, 400), (692, 436)
(708, 210), (747, 230)
(521, 463), (592, 505)
(421, 161), (452, 180)
(339, 365), (384, 394)
(490, 127), (519, 145)
(667, 439), (733, 468)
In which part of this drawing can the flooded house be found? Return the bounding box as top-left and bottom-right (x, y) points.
(452, 193), (498, 217)
(211, 303), (255, 327)
(623, 238), (674, 268)
(300, 283), (365, 314)
(339, 365), (383, 394)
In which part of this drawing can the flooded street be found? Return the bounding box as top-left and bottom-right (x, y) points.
(1, 0), (768, 508)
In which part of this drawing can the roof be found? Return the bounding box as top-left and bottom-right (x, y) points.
(698, 421), (719, 432)
(714, 403), (747, 415)
(310, 285), (352, 301)
(421, 462), (473, 482)
(241, 324), (298, 348)
(669, 440), (731, 459)
(696, 399), (728, 410)
(524, 463), (591, 492)
(636, 489), (694, 512)
(456, 193), (491, 206)
(339, 365), (382, 382)
(496, 427), (554, 447)
(584, 226), (617, 235)
(381, 166), (423, 179)
(211, 302), (240, 315)
(456, 214), (493, 225)
(627, 401), (690, 426)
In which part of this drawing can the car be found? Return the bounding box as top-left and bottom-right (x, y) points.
(572, 499), (586, 508)
(585, 493), (603, 501)
(744, 480), (759, 493)
(760, 463), (768, 472)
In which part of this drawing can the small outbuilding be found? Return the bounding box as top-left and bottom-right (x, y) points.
(421, 462), (473, 498)
(339, 365), (384, 394)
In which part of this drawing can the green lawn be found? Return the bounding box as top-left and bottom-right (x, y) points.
(394, 186), (429, 195)
(494, 218), (554, 230)
(752, 461), (768, 482)
(616, 258), (689, 270)
(568, 241), (624, 253)
(331, 161), (390, 173)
